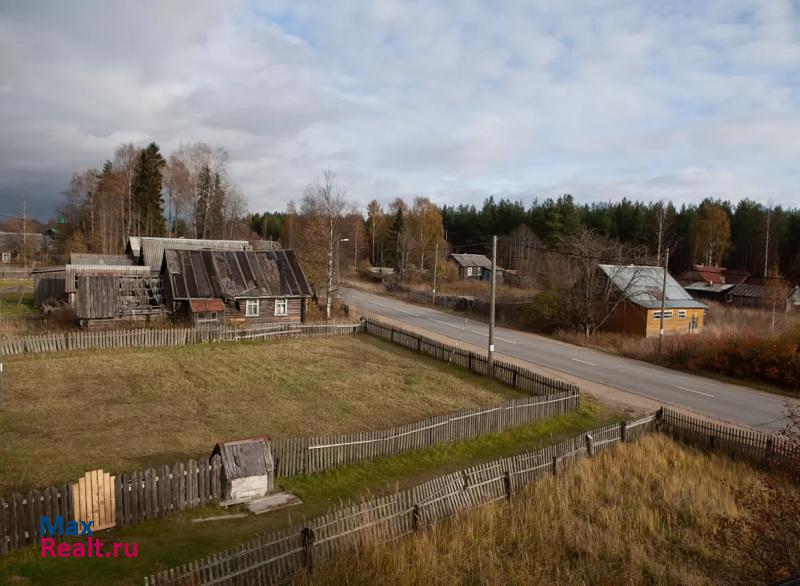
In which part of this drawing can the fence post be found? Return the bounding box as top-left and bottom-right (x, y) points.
(468, 352), (472, 371)
(461, 471), (470, 490)
(709, 435), (716, 450)
(764, 438), (774, 467)
(504, 470), (512, 500)
(585, 434), (594, 457)
(412, 504), (421, 531)
(416, 336), (421, 352)
(655, 407), (664, 430)
(390, 328), (395, 343)
(552, 456), (558, 476)
(301, 527), (315, 573)
(512, 368), (518, 388)
(620, 421), (628, 443)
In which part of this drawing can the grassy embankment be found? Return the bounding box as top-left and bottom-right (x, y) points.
(0, 400), (615, 585)
(0, 334), (538, 492)
(299, 434), (800, 586)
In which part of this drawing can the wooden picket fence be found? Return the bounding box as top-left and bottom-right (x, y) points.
(0, 322), (363, 356)
(362, 319), (578, 396)
(0, 456), (222, 555)
(145, 412), (660, 585)
(271, 391), (579, 477)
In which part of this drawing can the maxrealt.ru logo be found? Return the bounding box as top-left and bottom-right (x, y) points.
(40, 516), (139, 559)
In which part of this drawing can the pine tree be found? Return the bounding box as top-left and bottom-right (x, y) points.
(132, 142), (166, 236)
(387, 207), (405, 273)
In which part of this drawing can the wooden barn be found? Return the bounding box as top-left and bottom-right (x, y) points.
(599, 264), (709, 337)
(448, 253), (492, 279)
(212, 437), (274, 503)
(161, 248), (313, 326)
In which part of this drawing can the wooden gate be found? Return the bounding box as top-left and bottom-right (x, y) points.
(71, 469), (116, 531)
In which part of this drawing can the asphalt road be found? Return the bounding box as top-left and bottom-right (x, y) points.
(343, 287), (793, 431)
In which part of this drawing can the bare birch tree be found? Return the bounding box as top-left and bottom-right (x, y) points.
(301, 171), (347, 319)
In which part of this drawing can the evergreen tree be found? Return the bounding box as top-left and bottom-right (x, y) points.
(386, 206), (405, 272)
(195, 163), (212, 238)
(132, 142), (166, 236)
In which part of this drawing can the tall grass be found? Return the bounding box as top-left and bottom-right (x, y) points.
(297, 435), (793, 585)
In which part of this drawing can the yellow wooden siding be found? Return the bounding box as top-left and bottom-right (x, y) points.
(602, 302), (707, 337)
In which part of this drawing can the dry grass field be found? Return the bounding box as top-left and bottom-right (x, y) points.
(299, 434), (800, 586)
(0, 335), (524, 492)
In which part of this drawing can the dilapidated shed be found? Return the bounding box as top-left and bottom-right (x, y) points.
(212, 437), (274, 503)
(128, 236), (252, 272)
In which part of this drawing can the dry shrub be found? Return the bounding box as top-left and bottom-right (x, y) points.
(557, 303), (800, 392)
(296, 435), (796, 585)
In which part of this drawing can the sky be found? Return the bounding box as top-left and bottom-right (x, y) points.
(1, 0), (799, 219)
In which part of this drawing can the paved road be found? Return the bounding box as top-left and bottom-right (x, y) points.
(343, 288), (793, 431)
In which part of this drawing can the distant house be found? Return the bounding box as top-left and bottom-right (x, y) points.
(677, 264), (749, 286)
(0, 232), (45, 264)
(448, 253), (495, 280)
(727, 282), (800, 312)
(161, 248), (312, 326)
(599, 264), (709, 337)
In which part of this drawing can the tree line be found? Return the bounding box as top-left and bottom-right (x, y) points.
(60, 141), (249, 255)
(441, 195), (800, 278)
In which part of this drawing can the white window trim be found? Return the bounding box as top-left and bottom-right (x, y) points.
(245, 299), (260, 317)
(1, 252), (10, 263)
(466, 267), (473, 276)
(196, 311), (219, 323)
(653, 310), (674, 320)
(678, 310), (687, 319)
(274, 298), (288, 317)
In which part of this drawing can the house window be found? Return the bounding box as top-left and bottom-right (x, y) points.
(1, 252), (10, 263)
(678, 310), (687, 319)
(653, 310), (674, 320)
(245, 299), (260, 317)
(466, 267), (472, 276)
(274, 298), (288, 316)
(196, 311), (218, 323)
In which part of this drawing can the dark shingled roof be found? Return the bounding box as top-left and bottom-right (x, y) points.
(449, 253), (493, 269)
(162, 248), (312, 300)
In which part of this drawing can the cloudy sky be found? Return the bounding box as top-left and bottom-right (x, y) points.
(1, 0), (799, 219)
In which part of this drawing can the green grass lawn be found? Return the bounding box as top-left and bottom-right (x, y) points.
(0, 335), (526, 492)
(0, 401), (616, 585)
(0, 278), (36, 317)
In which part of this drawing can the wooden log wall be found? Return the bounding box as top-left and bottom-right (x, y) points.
(145, 413), (662, 585)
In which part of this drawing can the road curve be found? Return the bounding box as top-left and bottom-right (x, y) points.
(342, 287), (793, 432)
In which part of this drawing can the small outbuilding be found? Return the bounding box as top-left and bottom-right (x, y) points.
(212, 437), (274, 503)
(448, 253), (494, 280)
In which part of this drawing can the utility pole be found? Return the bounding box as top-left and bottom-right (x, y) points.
(22, 195), (28, 269)
(488, 235), (497, 376)
(764, 207), (771, 278)
(336, 238), (349, 297)
(0, 361), (4, 409)
(432, 241), (439, 304)
(657, 249), (669, 360)
(353, 223), (358, 269)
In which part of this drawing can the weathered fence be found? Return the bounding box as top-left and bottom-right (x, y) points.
(145, 413), (659, 585)
(272, 391), (579, 477)
(0, 456), (222, 555)
(362, 319), (577, 396)
(660, 408), (800, 470)
(0, 322), (363, 356)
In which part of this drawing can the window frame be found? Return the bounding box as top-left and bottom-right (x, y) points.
(678, 310), (687, 319)
(245, 299), (260, 317)
(466, 267), (472, 276)
(1, 252), (10, 263)
(274, 298), (288, 317)
(653, 310), (674, 320)
(195, 311), (219, 323)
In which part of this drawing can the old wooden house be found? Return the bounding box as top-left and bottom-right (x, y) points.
(599, 264), (709, 337)
(212, 437), (274, 503)
(161, 248), (312, 326)
(448, 253), (498, 280)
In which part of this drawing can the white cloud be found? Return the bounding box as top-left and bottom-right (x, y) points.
(0, 0), (798, 218)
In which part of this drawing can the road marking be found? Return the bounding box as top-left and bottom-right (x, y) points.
(571, 358), (596, 366)
(469, 330), (517, 344)
(393, 306), (416, 315)
(677, 386), (715, 398)
(429, 318), (461, 329)
(369, 300), (389, 308)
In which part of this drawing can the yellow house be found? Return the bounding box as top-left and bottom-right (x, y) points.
(599, 264), (709, 337)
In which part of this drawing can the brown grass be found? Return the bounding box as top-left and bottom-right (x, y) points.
(0, 335), (523, 492)
(297, 434), (796, 586)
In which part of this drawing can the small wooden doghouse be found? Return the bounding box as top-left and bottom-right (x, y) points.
(212, 437), (274, 503)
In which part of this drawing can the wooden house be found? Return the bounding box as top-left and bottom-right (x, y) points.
(448, 253), (493, 279)
(599, 264), (709, 337)
(727, 282), (800, 312)
(161, 248), (312, 326)
(212, 437), (274, 503)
